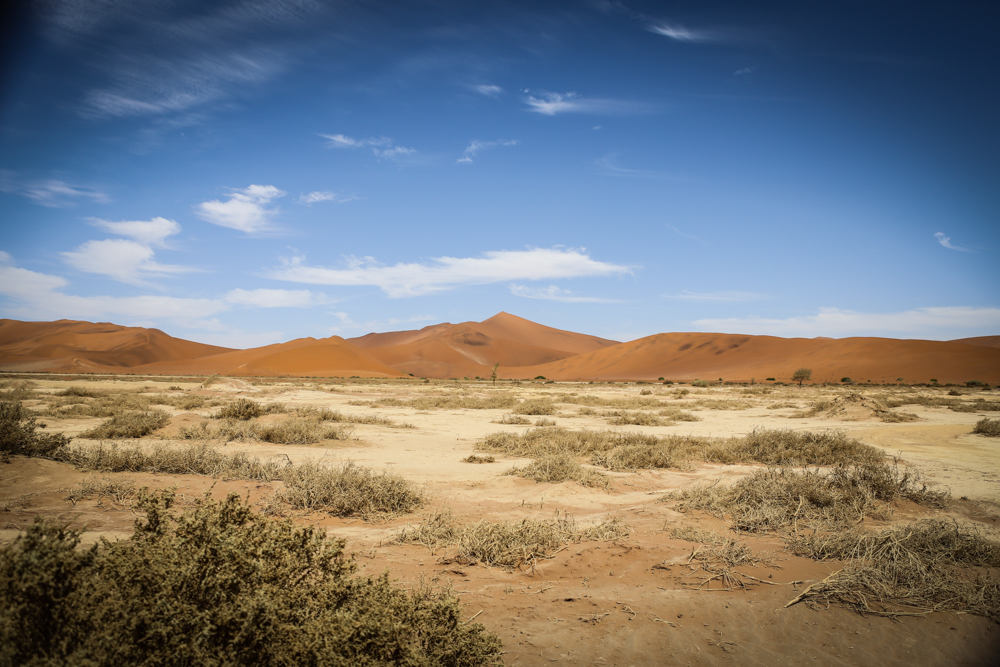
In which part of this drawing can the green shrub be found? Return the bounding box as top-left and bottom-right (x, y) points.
(0, 401), (70, 461)
(0, 491), (502, 665)
(841, 377), (852, 383)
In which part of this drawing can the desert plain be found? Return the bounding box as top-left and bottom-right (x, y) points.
(2, 315), (1000, 666)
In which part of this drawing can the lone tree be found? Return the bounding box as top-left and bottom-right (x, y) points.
(490, 362), (499, 387)
(792, 368), (812, 387)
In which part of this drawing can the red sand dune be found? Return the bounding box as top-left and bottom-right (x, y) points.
(0, 315), (997, 383)
(508, 332), (1000, 384)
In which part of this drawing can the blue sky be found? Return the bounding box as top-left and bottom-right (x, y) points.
(1, 0), (997, 348)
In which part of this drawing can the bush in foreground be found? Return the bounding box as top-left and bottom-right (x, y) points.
(0, 491), (502, 666)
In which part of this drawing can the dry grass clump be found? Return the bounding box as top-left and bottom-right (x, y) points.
(55, 386), (105, 398)
(591, 443), (688, 471)
(534, 417), (556, 426)
(603, 410), (670, 426)
(295, 406), (412, 428)
(201, 373), (223, 387)
(881, 394), (1000, 413)
(512, 399), (557, 415)
(786, 520), (1000, 620)
(554, 394), (665, 409)
(0, 380), (38, 401)
(79, 410), (170, 439)
(179, 418), (354, 444)
(395, 510), (628, 570)
(461, 454), (495, 464)
(689, 399), (754, 411)
(973, 418), (1000, 437)
(664, 460), (948, 532)
(213, 398), (287, 420)
(278, 460), (423, 521)
(0, 491), (502, 665)
(797, 392), (919, 422)
(359, 394), (517, 410)
(59, 441), (289, 480)
(504, 453), (610, 489)
(477, 428), (663, 458)
(493, 413), (531, 424)
(0, 401), (70, 461)
(65, 476), (137, 507)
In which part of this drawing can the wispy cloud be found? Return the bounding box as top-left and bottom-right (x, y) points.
(694, 306), (1000, 339)
(222, 288), (329, 309)
(593, 154), (681, 179)
(320, 134), (415, 161)
(298, 191), (358, 205)
(0, 172), (110, 207)
(934, 232), (972, 252)
(524, 91), (652, 116)
(269, 247), (631, 297)
(509, 284), (616, 303)
(473, 84), (504, 97)
(90, 217), (180, 246)
(194, 184), (286, 234)
(663, 291), (768, 302)
(457, 139), (519, 164)
(648, 22), (708, 42)
(61, 239), (196, 287)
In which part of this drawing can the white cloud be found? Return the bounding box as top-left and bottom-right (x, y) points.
(194, 184), (286, 233)
(524, 91), (651, 116)
(269, 247), (631, 297)
(694, 306), (1000, 340)
(90, 216), (180, 246)
(649, 22), (707, 42)
(934, 232), (971, 252)
(457, 139), (519, 164)
(663, 291), (767, 302)
(223, 288), (328, 308)
(509, 284), (615, 303)
(61, 239), (196, 286)
(473, 84), (503, 97)
(298, 191), (358, 204)
(0, 173), (110, 207)
(320, 134), (414, 160)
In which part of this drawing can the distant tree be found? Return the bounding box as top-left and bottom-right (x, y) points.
(792, 368), (812, 387)
(490, 362), (499, 387)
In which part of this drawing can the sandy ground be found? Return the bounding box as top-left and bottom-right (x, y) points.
(2, 378), (999, 665)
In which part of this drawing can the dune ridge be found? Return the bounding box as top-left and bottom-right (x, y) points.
(0, 315), (997, 383)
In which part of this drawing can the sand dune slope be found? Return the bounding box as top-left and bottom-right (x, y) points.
(507, 332), (1000, 384)
(0, 319), (231, 372)
(134, 336), (406, 378)
(953, 335), (1000, 348)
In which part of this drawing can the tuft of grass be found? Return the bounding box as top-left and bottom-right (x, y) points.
(0, 381), (38, 401)
(477, 428), (662, 458)
(295, 406), (412, 428)
(180, 417), (354, 445)
(461, 454), (495, 464)
(0, 401), (70, 461)
(0, 491), (503, 665)
(511, 399), (557, 415)
(201, 374), (223, 387)
(534, 418), (556, 427)
(214, 398), (265, 420)
(786, 520), (1000, 620)
(79, 410), (170, 439)
(65, 476), (137, 507)
(494, 413), (531, 425)
(603, 410), (670, 426)
(504, 453), (610, 489)
(973, 418), (1000, 437)
(278, 460), (423, 521)
(55, 386), (104, 398)
(59, 441), (289, 480)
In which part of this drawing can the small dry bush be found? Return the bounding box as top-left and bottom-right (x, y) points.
(504, 453), (610, 489)
(798, 392), (919, 422)
(689, 399), (753, 411)
(669, 527), (760, 569)
(55, 386), (104, 398)
(534, 418), (556, 426)
(973, 418), (1000, 437)
(603, 410), (670, 426)
(664, 461), (948, 532)
(0, 381), (38, 401)
(461, 454), (495, 463)
(0, 491), (502, 666)
(152, 393), (206, 410)
(279, 460), (423, 521)
(493, 413), (530, 425)
(0, 401), (70, 461)
(512, 399), (557, 415)
(374, 394), (517, 410)
(787, 520), (1000, 620)
(396, 510), (628, 570)
(79, 410), (170, 439)
(201, 374), (222, 387)
(881, 394), (1000, 413)
(65, 476), (137, 507)
(296, 406), (412, 428)
(477, 428), (661, 458)
(554, 394), (665, 409)
(179, 418), (353, 444)
(214, 398), (287, 420)
(59, 441), (288, 481)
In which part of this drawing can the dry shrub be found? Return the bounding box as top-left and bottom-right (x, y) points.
(179, 418), (353, 444)
(554, 394), (665, 409)
(0, 491), (502, 666)
(214, 398), (264, 419)
(493, 413), (531, 424)
(365, 394), (517, 410)
(669, 526), (726, 545)
(0, 401), (70, 461)
(881, 394), (1000, 413)
(65, 476), (137, 507)
(55, 386), (104, 398)
(787, 520), (1000, 620)
(801, 392), (919, 422)
(603, 410), (670, 426)
(0, 381), (38, 401)
(279, 460), (423, 521)
(79, 410), (170, 439)
(504, 453), (610, 489)
(201, 374), (222, 387)
(973, 418), (1000, 437)
(689, 399), (753, 411)
(296, 406), (412, 428)
(512, 399), (557, 415)
(534, 418), (556, 427)
(59, 441), (288, 481)
(461, 454), (495, 464)
(591, 443), (684, 471)
(396, 511), (629, 570)
(664, 461), (948, 532)
(477, 428), (661, 458)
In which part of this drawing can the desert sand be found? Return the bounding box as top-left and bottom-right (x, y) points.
(2, 374), (999, 666)
(1, 313), (998, 384)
